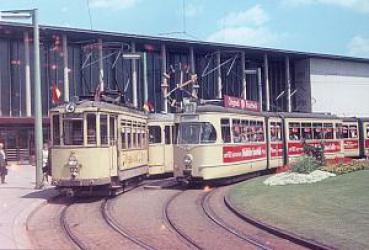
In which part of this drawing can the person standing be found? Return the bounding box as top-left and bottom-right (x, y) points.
(0, 143), (7, 184)
(42, 143), (49, 183)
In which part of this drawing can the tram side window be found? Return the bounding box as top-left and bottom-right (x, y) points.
(52, 115), (60, 145)
(172, 125), (177, 145)
(100, 115), (108, 145)
(249, 121), (258, 142)
(301, 123), (312, 140)
(232, 119), (242, 143)
(256, 121), (264, 142)
(165, 126), (171, 145)
(324, 123), (334, 139)
(221, 119), (231, 143)
(149, 126), (162, 144)
(350, 125), (358, 138)
(64, 119), (83, 145)
(87, 114), (97, 144)
(121, 129), (127, 149)
(313, 123), (323, 140)
(289, 122), (301, 141)
(270, 122), (282, 142)
(240, 120), (249, 143)
(127, 128), (132, 148)
(109, 117), (116, 143)
(366, 125), (369, 138)
(336, 123), (343, 139)
(342, 125), (349, 139)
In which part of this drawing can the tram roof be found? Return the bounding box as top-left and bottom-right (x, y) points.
(51, 100), (146, 115)
(194, 105), (339, 120)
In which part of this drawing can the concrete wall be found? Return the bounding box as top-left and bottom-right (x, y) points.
(309, 58), (369, 117)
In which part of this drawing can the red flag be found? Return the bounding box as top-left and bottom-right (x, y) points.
(94, 84), (102, 102)
(143, 101), (154, 112)
(51, 82), (61, 104)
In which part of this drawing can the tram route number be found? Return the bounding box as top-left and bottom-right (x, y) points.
(223, 144), (266, 163)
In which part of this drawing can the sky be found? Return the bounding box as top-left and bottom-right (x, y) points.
(0, 0), (369, 58)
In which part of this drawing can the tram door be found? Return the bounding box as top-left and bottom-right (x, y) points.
(109, 116), (118, 175)
(163, 125), (174, 173)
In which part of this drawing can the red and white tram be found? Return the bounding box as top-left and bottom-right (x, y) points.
(173, 103), (344, 182)
(342, 118), (361, 157)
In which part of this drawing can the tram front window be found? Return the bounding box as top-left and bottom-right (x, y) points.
(63, 119), (83, 145)
(178, 122), (216, 144)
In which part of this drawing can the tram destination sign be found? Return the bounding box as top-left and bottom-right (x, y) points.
(223, 95), (260, 112)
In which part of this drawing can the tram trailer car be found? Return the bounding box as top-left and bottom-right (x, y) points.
(174, 105), (344, 183)
(359, 118), (369, 158)
(50, 101), (148, 196)
(341, 117), (369, 158)
(148, 113), (177, 176)
(342, 118), (361, 157)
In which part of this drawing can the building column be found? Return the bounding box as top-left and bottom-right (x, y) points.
(161, 44), (168, 113)
(241, 51), (247, 99)
(189, 47), (198, 98)
(24, 31), (32, 117)
(131, 42), (138, 108)
(216, 51), (222, 99)
(263, 54), (270, 111)
(285, 55), (292, 112)
(257, 68), (263, 111)
(62, 34), (69, 102)
(143, 52), (148, 103)
(98, 38), (104, 92)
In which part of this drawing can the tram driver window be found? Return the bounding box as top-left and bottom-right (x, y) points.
(221, 119), (231, 143)
(87, 114), (97, 144)
(52, 115), (60, 145)
(149, 126), (162, 144)
(201, 123), (216, 144)
(100, 115), (108, 145)
(63, 119), (83, 145)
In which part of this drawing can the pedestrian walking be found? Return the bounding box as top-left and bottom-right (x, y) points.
(42, 143), (49, 183)
(0, 143), (7, 184)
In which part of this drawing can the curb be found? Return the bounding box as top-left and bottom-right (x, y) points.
(14, 188), (59, 249)
(224, 190), (336, 250)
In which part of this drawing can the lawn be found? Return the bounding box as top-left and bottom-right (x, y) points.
(229, 170), (369, 249)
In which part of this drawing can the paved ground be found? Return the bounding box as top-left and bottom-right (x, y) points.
(0, 163), (57, 249)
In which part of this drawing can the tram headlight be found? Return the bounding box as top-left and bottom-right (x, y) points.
(183, 154), (193, 167)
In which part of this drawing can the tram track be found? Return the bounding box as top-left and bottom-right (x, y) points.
(163, 190), (203, 250)
(201, 188), (272, 250)
(102, 198), (155, 250)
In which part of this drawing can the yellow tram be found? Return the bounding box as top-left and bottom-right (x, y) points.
(148, 113), (177, 175)
(50, 100), (148, 195)
(174, 105), (269, 182)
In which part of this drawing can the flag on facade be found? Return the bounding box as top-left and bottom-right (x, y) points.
(94, 84), (102, 101)
(51, 83), (61, 104)
(143, 101), (154, 112)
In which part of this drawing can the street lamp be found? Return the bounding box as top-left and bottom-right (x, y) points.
(0, 9), (44, 189)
